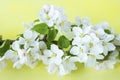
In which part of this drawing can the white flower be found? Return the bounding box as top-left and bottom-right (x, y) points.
(72, 26), (92, 45)
(83, 34), (103, 54)
(39, 4), (73, 40)
(39, 4), (66, 27)
(94, 22), (112, 32)
(71, 26), (105, 67)
(39, 4), (55, 27)
(82, 34), (104, 67)
(10, 30), (43, 69)
(101, 35), (115, 56)
(34, 41), (47, 61)
(58, 56), (77, 76)
(95, 50), (119, 70)
(94, 23), (116, 56)
(56, 21), (73, 40)
(13, 49), (27, 69)
(11, 41), (28, 69)
(75, 16), (91, 28)
(43, 44), (64, 65)
(43, 44), (64, 74)
(20, 30), (39, 49)
(70, 46), (88, 63)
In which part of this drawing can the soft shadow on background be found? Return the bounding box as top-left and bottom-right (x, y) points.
(0, 0), (120, 80)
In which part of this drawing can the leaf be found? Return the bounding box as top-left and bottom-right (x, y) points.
(46, 29), (58, 42)
(46, 41), (52, 49)
(34, 19), (40, 22)
(58, 36), (70, 48)
(32, 23), (49, 34)
(0, 39), (11, 57)
(104, 29), (111, 34)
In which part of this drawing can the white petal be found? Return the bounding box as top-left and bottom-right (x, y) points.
(47, 63), (58, 74)
(39, 41), (47, 50)
(90, 45), (103, 54)
(78, 53), (88, 62)
(69, 57), (80, 62)
(58, 64), (66, 76)
(47, 20), (54, 27)
(104, 34), (114, 42)
(51, 44), (58, 52)
(12, 41), (20, 51)
(4, 50), (18, 62)
(107, 43), (115, 51)
(43, 50), (53, 57)
(40, 56), (49, 64)
(23, 30), (32, 39)
(31, 31), (39, 40)
(72, 37), (81, 46)
(13, 61), (23, 69)
(103, 47), (109, 56)
(95, 54), (104, 59)
(85, 56), (96, 67)
(18, 37), (25, 44)
(57, 50), (64, 57)
(70, 46), (79, 55)
(82, 35), (91, 44)
(72, 27), (82, 36)
(0, 61), (6, 70)
(54, 58), (62, 65)
(109, 50), (119, 60)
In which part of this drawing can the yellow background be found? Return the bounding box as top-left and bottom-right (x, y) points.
(0, 0), (120, 80)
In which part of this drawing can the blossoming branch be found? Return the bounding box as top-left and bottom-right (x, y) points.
(0, 4), (120, 76)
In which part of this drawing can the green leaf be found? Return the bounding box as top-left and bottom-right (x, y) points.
(34, 19), (40, 22)
(47, 29), (58, 42)
(0, 39), (11, 57)
(58, 36), (70, 48)
(32, 23), (49, 34)
(104, 29), (111, 34)
(46, 41), (52, 49)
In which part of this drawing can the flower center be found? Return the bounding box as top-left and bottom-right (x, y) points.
(52, 53), (57, 57)
(60, 21), (64, 27)
(79, 33), (84, 37)
(89, 42), (93, 48)
(66, 59), (70, 64)
(46, 15), (50, 20)
(26, 39), (30, 43)
(102, 41), (107, 46)
(79, 48), (83, 53)
(14, 51), (18, 55)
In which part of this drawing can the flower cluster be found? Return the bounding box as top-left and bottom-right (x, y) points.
(0, 4), (120, 76)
